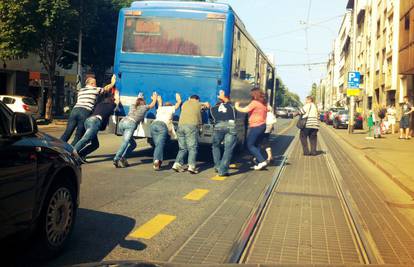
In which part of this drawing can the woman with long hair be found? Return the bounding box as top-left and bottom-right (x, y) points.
(113, 92), (157, 168)
(235, 88), (269, 170)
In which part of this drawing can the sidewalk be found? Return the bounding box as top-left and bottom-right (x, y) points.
(325, 125), (414, 198)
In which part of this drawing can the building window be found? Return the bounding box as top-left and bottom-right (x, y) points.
(405, 14), (410, 30)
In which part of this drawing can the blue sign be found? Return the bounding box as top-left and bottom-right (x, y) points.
(348, 72), (361, 89)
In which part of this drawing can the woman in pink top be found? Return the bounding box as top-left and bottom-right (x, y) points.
(235, 88), (269, 170)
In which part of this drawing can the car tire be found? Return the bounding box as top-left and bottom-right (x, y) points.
(31, 178), (77, 259)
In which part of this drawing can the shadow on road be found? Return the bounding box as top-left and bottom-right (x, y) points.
(0, 209), (145, 267)
(46, 208), (146, 267)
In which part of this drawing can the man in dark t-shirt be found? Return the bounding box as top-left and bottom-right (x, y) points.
(74, 92), (118, 161)
(210, 90), (237, 177)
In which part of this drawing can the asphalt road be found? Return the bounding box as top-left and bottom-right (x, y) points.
(7, 118), (296, 266)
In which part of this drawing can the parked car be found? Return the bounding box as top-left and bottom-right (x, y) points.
(275, 107), (288, 118)
(326, 107), (345, 125)
(0, 95), (40, 120)
(333, 110), (349, 129)
(285, 107), (299, 118)
(333, 110), (364, 129)
(0, 101), (81, 258)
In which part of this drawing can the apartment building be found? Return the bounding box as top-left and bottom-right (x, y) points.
(322, 0), (406, 122)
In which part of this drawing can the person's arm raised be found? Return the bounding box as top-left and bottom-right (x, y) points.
(174, 93), (182, 110)
(103, 74), (116, 92)
(235, 101), (253, 113)
(148, 92), (158, 109)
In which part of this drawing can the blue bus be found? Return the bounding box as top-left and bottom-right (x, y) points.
(113, 1), (276, 145)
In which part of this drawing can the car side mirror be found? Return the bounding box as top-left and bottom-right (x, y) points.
(11, 112), (36, 137)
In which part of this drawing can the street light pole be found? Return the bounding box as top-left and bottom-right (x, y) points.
(349, 0), (358, 134)
(77, 0), (83, 91)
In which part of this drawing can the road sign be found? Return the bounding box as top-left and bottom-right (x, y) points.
(347, 88), (360, 96)
(347, 71), (361, 89)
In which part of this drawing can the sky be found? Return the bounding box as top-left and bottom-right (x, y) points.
(220, 0), (348, 101)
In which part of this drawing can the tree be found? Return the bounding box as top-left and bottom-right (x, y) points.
(59, 0), (131, 85)
(274, 76), (302, 108)
(310, 82), (317, 103)
(0, 0), (78, 120)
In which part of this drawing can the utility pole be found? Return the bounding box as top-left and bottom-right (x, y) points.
(349, 0), (358, 134)
(77, 0), (83, 91)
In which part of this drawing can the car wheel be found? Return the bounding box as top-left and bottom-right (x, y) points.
(33, 178), (77, 259)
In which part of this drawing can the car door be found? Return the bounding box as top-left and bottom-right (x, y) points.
(0, 105), (38, 239)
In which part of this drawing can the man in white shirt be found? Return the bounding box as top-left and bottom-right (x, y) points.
(150, 93), (182, 170)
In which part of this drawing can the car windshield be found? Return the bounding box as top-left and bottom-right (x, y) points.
(2, 97), (15, 104)
(22, 97), (37, 106)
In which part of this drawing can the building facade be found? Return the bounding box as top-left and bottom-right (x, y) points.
(0, 54), (78, 117)
(321, 0), (412, 133)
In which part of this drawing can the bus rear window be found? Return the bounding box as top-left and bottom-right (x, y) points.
(122, 17), (224, 57)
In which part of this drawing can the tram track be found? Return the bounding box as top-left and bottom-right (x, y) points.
(230, 128), (383, 265)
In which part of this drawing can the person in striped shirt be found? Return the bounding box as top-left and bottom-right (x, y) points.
(299, 96), (320, 156)
(61, 75), (116, 146)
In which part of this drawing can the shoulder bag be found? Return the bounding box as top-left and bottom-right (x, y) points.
(296, 104), (312, 130)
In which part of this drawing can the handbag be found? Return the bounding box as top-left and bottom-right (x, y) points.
(296, 105), (312, 130)
(266, 111), (277, 125)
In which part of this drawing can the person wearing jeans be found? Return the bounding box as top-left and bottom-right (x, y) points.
(113, 118), (137, 166)
(74, 92), (118, 161)
(172, 95), (210, 174)
(113, 92), (157, 168)
(235, 88), (269, 170)
(61, 75), (116, 146)
(150, 93), (182, 170)
(174, 124), (199, 172)
(211, 90), (237, 177)
(151, 121), (168, 165)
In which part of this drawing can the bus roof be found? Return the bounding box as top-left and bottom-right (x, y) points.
(127, 1), (274, 68)
(130, 1), (231, 13)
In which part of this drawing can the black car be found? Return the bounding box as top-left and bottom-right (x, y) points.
(0, 101), (81, 258)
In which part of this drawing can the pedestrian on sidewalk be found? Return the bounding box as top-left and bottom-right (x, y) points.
(235, 88), (269, 170)
(399, 96), (414, 140)
(113, 92), (158, 168)
(299, 96), (319, 156)
(61, 75), (116, 146)
(172, 95), (210, 174)
(387, 104), (397, 134)
(150, 93), (182, 170)
(74, 91), (119, 162)
(366, 109), (375, 140)
(210, 90), (237, 177)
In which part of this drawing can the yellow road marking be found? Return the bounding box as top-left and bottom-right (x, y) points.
(129, 214), (176, 239)
(183, 189), (209, 201)
(229, 163), (239, 169)
(212, 175), (227, 181)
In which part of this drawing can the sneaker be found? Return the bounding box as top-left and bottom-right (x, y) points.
(188, 165), (199, 174)
(172, 162), (184, 172)
(153, 160), (161, 170)
(113, 159), (121, 168)
(120, 158), (129, 168)
(254, 161), (268, 170)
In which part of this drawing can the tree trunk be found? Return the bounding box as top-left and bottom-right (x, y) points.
(44, 73), (55, 121)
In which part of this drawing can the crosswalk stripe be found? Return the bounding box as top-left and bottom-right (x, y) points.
(129, 214), (176, 239)
(183, 189), (209, 201)
(211, 175), (228, 181)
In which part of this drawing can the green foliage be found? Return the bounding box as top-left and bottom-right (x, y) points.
(0, 0), (37, 60)
(309, 82), (317, 102)
(275, 77), (302, 108)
